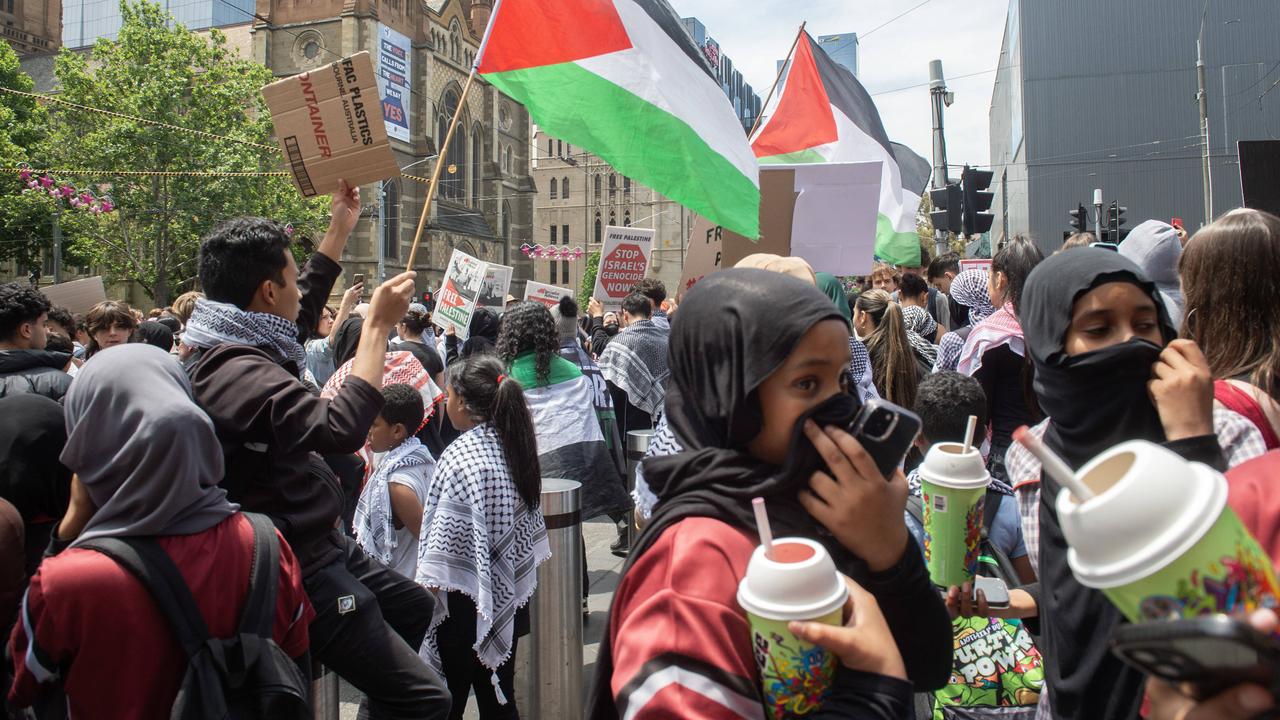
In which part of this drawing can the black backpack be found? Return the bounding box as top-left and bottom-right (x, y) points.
(80, 513), (311, 720)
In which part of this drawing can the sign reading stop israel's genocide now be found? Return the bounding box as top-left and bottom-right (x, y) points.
(593, 226), (655, 311)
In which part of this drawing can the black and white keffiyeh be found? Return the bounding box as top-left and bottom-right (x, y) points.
(598, 319), (669, 416)
(353, 436), (434, 566)
(182, 298), (307, 373)
(900, 305), (940, 366)
(416, 424), (551, 674)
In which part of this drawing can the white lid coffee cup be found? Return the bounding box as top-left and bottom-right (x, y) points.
(737, 537), (848, 621)
(918, 442), (990, 490)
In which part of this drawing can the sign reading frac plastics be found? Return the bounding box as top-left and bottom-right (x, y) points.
(680, 215), (726, 293)
(524, 281), (573, 308)
(592, 226), (654, 311)
(262, 51), (400, 198)
(433, 250), (487, 340)
(476, 263), (513, 311)
(376, 25), (412, 143)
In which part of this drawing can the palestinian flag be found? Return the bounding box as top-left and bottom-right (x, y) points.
(477, 0), (760, 238)
(751, 31), (925, 266)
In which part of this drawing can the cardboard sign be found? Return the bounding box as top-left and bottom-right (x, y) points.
(592, 226), (654, 311)
(524, 281), (573, 308)
(433, 249), (487, 340)
(959, 258), (993, 275)
(38, 276), (107, 315)
(262, 51), (401, 198)
(476, 263), (513, 311)
(679, 215), (725, 295)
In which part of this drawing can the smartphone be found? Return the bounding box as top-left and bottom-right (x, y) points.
(1111, 616), (1280, 702)
(848, 399), (922, 480)
(353, 273), (366, 299)
(974, 576), (1011, 609)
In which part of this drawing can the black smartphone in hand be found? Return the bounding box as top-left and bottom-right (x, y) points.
(848, 399), (923, 480)
(1111, 616), (1280, 703)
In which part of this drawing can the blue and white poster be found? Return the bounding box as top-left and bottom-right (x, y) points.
(377, 25), (412, 143)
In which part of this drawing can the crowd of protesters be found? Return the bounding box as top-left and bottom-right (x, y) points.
(3, 180), (1280, 720)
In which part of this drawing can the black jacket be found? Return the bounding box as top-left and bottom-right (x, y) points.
(0, 350), (72, 402)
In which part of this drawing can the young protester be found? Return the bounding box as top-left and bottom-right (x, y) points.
(927, 252), (961, 295)
(83, 300), (138, 361)
(586, 300), (621, 357)
(736, 253), (818, 283)
(136, 320), (175, 353)
(1057, 232), (1094, 252)
(899, 272), (930, 309)
(396, 304), (445, 383)
(816, 272), (878, 403)
(444, 307), (500, 365)
(1004, 248), (1265, 720)
(306, 281), (363, 387)
(933, 269), (997, 373)
(1119, 219), (1184, 327)
(631, 278), (670, 329)
(900, 304), (940, 367)
(44, 306), (75, 344)
(182, 183), (451, 719)
(589, 268), (952, 719)
(870, 262), (899, 293)
(354, 384), (434, 580)
(6, 344), (314, 719)
(598, 292), (669, 433)
(416, 354), (550, 720)
(169, 290), (202, 326)
(1179, 208), (1280, 448)
(957, 238), (1045, 481)
(854, 289), (926, 408)
(0, 283), (70, 401)
(0, 394), (70, 577)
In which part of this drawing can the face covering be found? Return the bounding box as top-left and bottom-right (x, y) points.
(776, 390), (861, 489)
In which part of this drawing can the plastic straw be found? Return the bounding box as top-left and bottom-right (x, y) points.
(962, 415), (978, 454)
(752, 497), (775, 560)
(1012, 426), (1095, 501)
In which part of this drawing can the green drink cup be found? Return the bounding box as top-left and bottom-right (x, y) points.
(1058, 440), (1280, 622)
(737, 537), (848, 719)
(919, 442), (991, 588)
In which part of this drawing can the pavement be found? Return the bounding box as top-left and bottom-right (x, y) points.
(337, 517), (626, 719)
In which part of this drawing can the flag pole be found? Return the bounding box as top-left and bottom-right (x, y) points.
(748, 21), (806, 141)
(405, 0), (506, 270)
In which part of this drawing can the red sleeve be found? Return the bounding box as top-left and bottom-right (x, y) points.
(1228, 451), (1280, 562)
(609, 518), (765, 719)
(272, 529), (315, 658)
(7, 572), (66, 708)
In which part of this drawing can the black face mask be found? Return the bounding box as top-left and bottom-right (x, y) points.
(604, 324), (620, 336)
(776, 389), (861, 491)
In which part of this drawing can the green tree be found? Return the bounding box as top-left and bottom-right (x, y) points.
(580, 250), (600, 300)
(43, 0), (327, 305)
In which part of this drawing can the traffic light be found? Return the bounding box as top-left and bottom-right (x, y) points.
(1109, 202), (1129, 242)
(421, 290), (435, 312)
(960, 166), (995, 237)
(930, 183), (962, 234)
(1069, 204), (1088, 233)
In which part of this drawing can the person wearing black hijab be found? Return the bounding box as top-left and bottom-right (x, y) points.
(444, 307), (500, 365)
(1013, 247), (1263, 720)
(0, 393), (71, 575)
(589, 269), (951, 719)
(136, 320), (175, 353)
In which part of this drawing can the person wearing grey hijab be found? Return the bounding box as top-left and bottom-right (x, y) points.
(1120, 219), (1184, 328)
(60, 343), (236, 546)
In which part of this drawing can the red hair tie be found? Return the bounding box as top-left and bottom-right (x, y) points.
(497, 373), (507, 384)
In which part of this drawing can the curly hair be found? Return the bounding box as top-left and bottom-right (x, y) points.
(0, 282), (52, 342)
(496, 301), (558, 384)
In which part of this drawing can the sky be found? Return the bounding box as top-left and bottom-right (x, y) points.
(668, 0), (1010, 172)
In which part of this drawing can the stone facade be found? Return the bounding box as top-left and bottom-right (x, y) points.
(2, 0), (61, 56)
(251, 0), (535, 298)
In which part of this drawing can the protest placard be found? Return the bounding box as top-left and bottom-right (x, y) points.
(39, 276), (106, 316)
(433, 249), (487, 340)
(523, 281), (573, 308)
(959, 258), (993, 274)
(262, 51), (401, 198)
(476, 263), (513, 311)
(592, 226), (654, 311)
(679, 216), (724, 295)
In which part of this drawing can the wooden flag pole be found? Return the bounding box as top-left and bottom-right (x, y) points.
(748, 21), (806, 141)
(405, 67), (479, 271)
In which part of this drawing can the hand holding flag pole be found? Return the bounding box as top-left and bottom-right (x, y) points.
(747, 21), (806, 141)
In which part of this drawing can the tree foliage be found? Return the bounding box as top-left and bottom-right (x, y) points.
(39, 0), (327, 304)
(580, 250), (601, 300)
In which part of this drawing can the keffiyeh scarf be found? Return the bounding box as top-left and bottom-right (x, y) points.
(956, 304), (1024, 377)
(631, 413), (683, 520)
(322, 350), (444, 427)
(183, 298), (306, 374)
(416, 425), (551, 675)
(353, 436), (434, 566)
(950, 269), (996, 325)
(901, 305), (939, 366)
(598, 319), (669, 416)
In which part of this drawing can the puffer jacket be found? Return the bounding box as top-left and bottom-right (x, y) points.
(0, 350), (72, 401)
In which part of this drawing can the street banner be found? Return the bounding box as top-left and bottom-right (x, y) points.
(376, 25), (412, 143)
(592, 226), (654, 311)
(476, 263), (513, 312)
(262, 51), (400, 198)
(39, 276), (106, 315)
(680, 215), (725, 295)
(524, 281), (573, 308)
(433, 249), (487, 340)
(959, 258), (993, 275)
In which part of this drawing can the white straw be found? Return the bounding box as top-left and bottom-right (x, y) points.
(1013, 426), (1095, 501)
(752, 497), (775, 560)
(962, 415), (978, 454)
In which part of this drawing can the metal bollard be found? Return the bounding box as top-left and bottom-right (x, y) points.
(625, 429), (654, 547)
(311, 664), (340, 720)
(515, 478), (584, 720)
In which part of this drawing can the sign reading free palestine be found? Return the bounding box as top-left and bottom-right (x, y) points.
(592, 225), (654, 311)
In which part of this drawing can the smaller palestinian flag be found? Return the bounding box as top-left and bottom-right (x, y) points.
(752, 32), (926, 266)
(479, 0), (760, 238)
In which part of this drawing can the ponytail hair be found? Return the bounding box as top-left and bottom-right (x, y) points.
(448, 354), (542, 509)
(856, 289), (919, 408)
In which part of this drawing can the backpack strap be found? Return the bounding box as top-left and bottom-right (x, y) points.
(79, 536), (211, 659)
(238, 513), (281, 638)
(905, 494), (924, 525)
(980, 487), (1002, 542)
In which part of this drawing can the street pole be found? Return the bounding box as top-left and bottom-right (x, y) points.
(1093, 187), (1104, 241)
(52, 214), (62, 284)
(377, 181), (386, 284)
(1195, 14), (1214, 224)
(929, 59), (950, 259)
(1000, 169), (1009, 242)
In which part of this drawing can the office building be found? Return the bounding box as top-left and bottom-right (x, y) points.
(63, 0), (254, 48)
(816, 33), (858, 78)
(681, 16), (762, 132)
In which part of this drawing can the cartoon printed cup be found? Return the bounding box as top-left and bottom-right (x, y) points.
(919, 442), (991, 588)
(737, 537), (848, 719)
(1058, 440), (1280, 622)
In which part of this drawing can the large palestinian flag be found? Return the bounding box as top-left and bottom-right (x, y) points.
(751, 31), (926, 266)
(478, 0), (760, 238)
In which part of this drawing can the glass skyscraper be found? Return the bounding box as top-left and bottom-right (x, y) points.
(63, 0), (254, 48)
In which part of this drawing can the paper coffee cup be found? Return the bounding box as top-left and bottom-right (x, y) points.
(737, 537), (847, 720)
(1059, 440), (1280, 622)
(919, 442), (991, 588)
